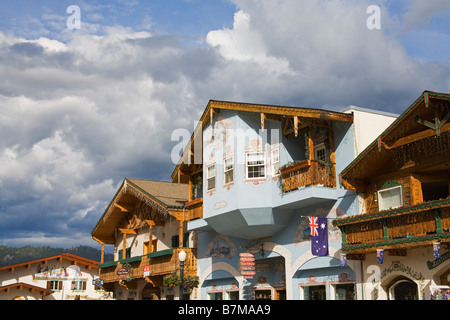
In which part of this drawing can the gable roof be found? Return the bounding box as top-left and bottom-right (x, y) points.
(340, 90), (450, 190)
(0, 252), (99, 272)
(91, 178), (189, 244)
(171, 99), (354, 182)
(0, 282), (54, 297)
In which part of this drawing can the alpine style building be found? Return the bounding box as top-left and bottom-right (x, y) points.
(90, 91), (449, 300)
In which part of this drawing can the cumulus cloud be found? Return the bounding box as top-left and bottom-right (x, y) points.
(0, 0), (449, 247)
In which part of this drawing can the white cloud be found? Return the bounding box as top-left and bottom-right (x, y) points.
(0, 0), (449, 247)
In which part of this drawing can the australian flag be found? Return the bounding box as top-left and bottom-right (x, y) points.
(309, 217), (328, 256)
(433, 242), (441, 258)
(377, 249), (384, 264)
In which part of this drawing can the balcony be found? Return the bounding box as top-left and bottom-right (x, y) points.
(333, 198), (450, 254)
(185, 198), (203, 220)
(98, 248), (197, 284)
(280, 160), (336, 193)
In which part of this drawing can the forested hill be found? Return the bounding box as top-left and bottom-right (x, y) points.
(0, 245), (114, 267)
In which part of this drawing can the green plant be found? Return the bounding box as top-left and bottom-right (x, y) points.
(183, 275), (199, 289)
(163, 273), (181, 287)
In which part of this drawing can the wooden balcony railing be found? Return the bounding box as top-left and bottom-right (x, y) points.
(99, 248), (197, 284)
(280, 160), (336, 193)
(333, 199), (450, 253)
(185, 198), (203, 220)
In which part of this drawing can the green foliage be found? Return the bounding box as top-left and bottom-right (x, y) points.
(0, 245), (114, 267)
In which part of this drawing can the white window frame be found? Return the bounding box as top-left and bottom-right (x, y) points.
(378, 185), (403, 211)
(314, 143), (327, 162)
(246, 151), (266, 180)
(49, 280), (61, 291)
(223, 156), (234, 185)
(271, 147), (280, 176)
(206, 163), (216, 191)
(72, 280), (84, 291)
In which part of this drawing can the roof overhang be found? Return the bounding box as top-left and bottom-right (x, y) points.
(340, 90), (450, 190)
(91, 178), (188, 244)
(0, 282), (54, 297)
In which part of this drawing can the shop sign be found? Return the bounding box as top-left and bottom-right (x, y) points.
(143, 265), (150, 277)
(117, 267), (129, 277)
(427, 251), (450, 270)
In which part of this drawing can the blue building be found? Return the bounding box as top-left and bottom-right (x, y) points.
(172, 100), (397, 300)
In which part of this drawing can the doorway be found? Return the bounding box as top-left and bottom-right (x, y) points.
(388, 278), (418, 300)
(142, 283), (160, 300)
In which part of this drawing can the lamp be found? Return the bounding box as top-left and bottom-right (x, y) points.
(178, 250), (186, 300)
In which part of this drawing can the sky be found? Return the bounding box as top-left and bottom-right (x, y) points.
(0, 0), (449, 250)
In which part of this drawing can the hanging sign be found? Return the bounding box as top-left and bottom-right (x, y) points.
(143, 265), (150, 277)
(240, 253), (255, 279)
(117, 268), (129, 277)
(240, 266), (256, 271)
(92, 278), (104, 287)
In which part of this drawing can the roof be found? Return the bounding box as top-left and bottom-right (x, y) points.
(171, 99), (354, 181)
(0, 282), (53, 297)
(126, 178), (189, 209)
(0, 253), (99, 272)
(340, 90), (450, 189)
(91, 178), (189, 244)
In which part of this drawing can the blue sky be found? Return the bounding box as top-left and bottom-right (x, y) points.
(0, 0), (449, 250)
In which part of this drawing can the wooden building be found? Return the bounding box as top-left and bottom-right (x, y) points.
(334, 91), (450, 300)
(91, 178), (199, 300)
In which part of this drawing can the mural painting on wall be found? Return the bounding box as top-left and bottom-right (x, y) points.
(205, 234), (236, 259)
(293, 206), (345, 246)
(205, 117), (233, 151)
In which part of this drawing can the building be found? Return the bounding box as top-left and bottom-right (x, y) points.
(334, 91), (450, 300)
(0, 253), (102, 300)
(171, 99), (397, 300)
(91, 178), (199, 300)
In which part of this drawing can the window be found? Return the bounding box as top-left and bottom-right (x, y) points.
(206, 164), (216, 190)
(143, 240), (157, 254)
(246, 152), (266, 179)
(209, 292), (223, 300)
(271, 148), (280, 175)
(118, 248), (131, 260)
(314, 143), (327, 162)
(72, 280), (86, 291)
(378, 185), (403, 210)
(224, 157), (234, 185)
(171, 232), (190, 248)
(48, 280), (62, 291)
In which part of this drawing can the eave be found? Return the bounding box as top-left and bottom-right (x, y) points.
(340, 90), (450, 189)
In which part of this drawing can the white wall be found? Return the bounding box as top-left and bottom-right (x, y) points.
(343, 106), (398, 156)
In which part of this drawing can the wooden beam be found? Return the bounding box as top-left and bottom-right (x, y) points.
(144, 220), (164, 226)
(308, 126), (314, 160)
(385, 122), (450, 149)
(119, 228), (137, 235)
(261, 113), (265, 132)
(114, 203), (128, 212)
(122, 233), (127, 260)
(294, 116), (299, 137)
